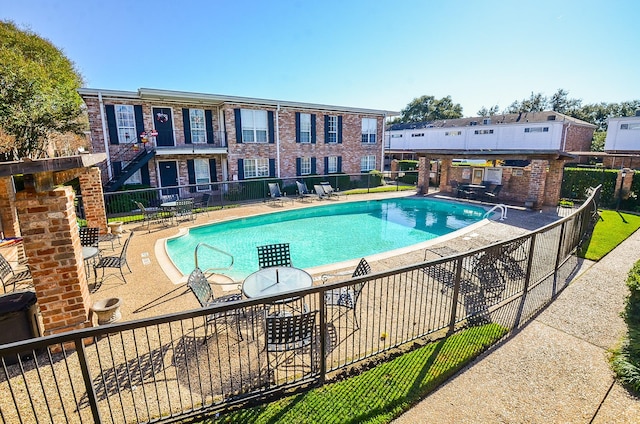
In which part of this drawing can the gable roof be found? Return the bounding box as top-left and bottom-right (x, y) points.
(388, 111), (596, 130)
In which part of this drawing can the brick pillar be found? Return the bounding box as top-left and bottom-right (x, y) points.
(543, 160), (565, 206)
(0, 176), (20, 238)
(439, 157), (453, 192)
(417, 156), (430, 194)
(526, 160), (548, 209)
(15, 186), (93, 336)
(79, 167), (108, 234)
(616, 168), (634, 200)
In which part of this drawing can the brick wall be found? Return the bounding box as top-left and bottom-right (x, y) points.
(15, 186), (93, 336)
(0, 176), (20, 238)
(79, 167), (108, 233)
(563, 124), (595, 152)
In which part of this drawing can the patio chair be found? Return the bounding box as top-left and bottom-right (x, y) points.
(320, 182), (342, 199)
(174, 198), (195, 222)
(451, 180), (471, 198)
(322, 258), (371, 329)
(161, 194), (178, 204)
(267, 183), (293, 206)
(94, 231), (133, 283)
(313, 184), (328, 200)
(0, 252), (32, 292)
(265, 310), (317, 371)
(194, 193), (212, 216)
(133, 201), (161, 231)
(187, 267), (244, 343)
(296, 181), (315, 202)
(484, 184), (502, 200)
(257, 243), (292, 268)
(79, 226), (100, 248)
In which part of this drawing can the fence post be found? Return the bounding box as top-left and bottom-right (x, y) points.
(447, 257), (464, 335)
(319, 291), (327, 385)
(552, 221), (567, 295)
(75, 338), (102, 423)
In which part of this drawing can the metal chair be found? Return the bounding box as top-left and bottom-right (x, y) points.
(134, 201), (161, 231)
(296, 181), (314, 202)
(267, 183), (293, 206)
(320, 182), (342, 199)
(79, 227), (100, 248)
(322, 258), (371, 329)
(313, 184), (328, 200)
(484, 184), (503, 200)
(94, 232), (133, 283)
(257, 243), (292, 268)
(187, 267), (243, 343)
(194, 193), (212, 216)
(265, 310), (317, 372)
(174, 198), (195, 222)
(0, 252), (32, 292)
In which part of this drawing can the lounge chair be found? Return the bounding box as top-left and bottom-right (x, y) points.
(313, 184), (328, 200)
(295, 181), (315, 202)
(267, 183), (293, 206)
(320, 182), (342, 199)
(484, 184), (503, 201)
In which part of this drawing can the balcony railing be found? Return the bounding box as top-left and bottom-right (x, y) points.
(1, 187), (601, 423)
(150, 130), (227, 149)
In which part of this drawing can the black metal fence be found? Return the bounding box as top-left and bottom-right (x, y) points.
(82, 172), (415, 223)
(1, 186), (601, 423)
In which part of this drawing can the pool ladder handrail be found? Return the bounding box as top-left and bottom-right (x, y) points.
(484, 204), (508, 221)
(194, 242), (234, 275)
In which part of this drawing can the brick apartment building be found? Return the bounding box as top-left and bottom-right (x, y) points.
(78, 88), (395, 192)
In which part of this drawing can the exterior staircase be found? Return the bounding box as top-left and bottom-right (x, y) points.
(103, 146), (155, 192)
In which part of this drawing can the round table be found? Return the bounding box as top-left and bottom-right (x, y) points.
(82, 246), (99, 281)
(242, 266), (313, 299)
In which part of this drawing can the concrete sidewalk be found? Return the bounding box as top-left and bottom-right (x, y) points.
(394, 230), (640, 423)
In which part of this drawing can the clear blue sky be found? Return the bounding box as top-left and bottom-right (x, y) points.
(2, 0), (638, 116)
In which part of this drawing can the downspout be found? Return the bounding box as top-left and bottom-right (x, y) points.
(276, 103), (281, 178)
(561, 121), (571, 152)
(98, 92), (113, 180)
(219, 106), (228, 182)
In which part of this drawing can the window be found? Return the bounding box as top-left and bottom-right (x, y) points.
(524, 127), (549, 133)
(411, 133), (424, 137)
(327, 156), (338, 173)
(474, 129), (494, 135)
(445, 131), (462, 136)
(125, 169), (142, 185)
(243, 158), (269, 178)
(327, 116), (338, 143)
(361, 118), (377, 143)
(391, 134), (403, 138)
(621, 123), (640, 130)
(116, 105), (136, 143)
(190, 109), (206, 143)
(469, 121), (478, 126)
(194, 159), (211, 191)
(483, 118), (491, 125)
(361, 155), (376, 172)
(298, 157), (312, 175)
(299, 113), (311, 143)
(241, 109), (268, 143)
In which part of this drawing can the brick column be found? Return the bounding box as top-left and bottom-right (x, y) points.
(417, 156), (430, 194)
(616, 168), (634, 200)
(0, 176), (20, 238)
(79, 167), (108, 233)
(543, 160), (565, 206)
(15, 186), (93, 336)
(439, 157), (453, 192)
(526, 160), (548, 209)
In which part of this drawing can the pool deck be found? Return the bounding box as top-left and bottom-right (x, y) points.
(91, 188), (566, 323)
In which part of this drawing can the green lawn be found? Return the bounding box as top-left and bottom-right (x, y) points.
(579, 210), (640, 261)
(206, 323), (507, 424)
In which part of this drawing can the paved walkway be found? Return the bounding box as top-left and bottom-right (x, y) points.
(394, 229), (640, 423)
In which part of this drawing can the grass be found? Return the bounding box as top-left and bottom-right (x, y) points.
(578, 210), (640, 261)
(611, 260), (640, 394)
(206, 323), (507, 424)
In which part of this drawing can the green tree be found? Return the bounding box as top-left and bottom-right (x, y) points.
(505, 92), (549, 113)
(0, 21), (84, 161)
(550, 88), (582, 114)
(392, 95), (463, 123)
(477, 105), (499, 117)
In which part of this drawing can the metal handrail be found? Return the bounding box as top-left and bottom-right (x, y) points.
(484, 203), (508, 220)
(194, 242), (234, 274)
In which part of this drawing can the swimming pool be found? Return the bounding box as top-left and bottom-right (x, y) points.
(165, 197), (486, 281)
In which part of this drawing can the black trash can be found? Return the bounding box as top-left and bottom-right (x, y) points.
(0, 291), (41, 365)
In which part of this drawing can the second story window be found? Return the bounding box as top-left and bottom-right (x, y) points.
(474, 129), (494, 135)
(241, 109), (268, 143)
(300, 113), (311, 143)
(190, 109), (206, 143)
(116, 105), (136, 143)
(327, 116), (338, 143)
(524, 127), (549, 133)
(361, 118), (377, 143)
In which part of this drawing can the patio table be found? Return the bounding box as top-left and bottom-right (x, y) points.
(242, 266), (312, 299)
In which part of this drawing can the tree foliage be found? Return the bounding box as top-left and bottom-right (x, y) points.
(477, 105), (499, 117)
(0, 21), (84, 161)
(392, 95), (463, 124)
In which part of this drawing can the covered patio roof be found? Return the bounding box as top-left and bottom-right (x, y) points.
(411, 149), (576, 161)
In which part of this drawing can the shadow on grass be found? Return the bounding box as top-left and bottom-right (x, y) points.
(206, 324), (507, 424)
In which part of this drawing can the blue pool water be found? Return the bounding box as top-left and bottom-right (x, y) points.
(165, 198), (486, 280)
